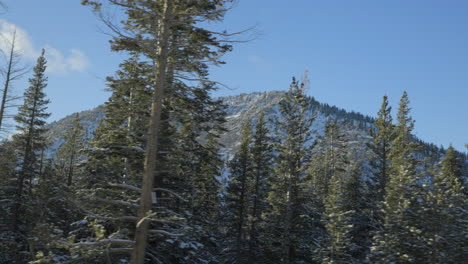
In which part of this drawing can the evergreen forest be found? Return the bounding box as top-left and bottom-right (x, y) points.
(0, 1), (466, 263)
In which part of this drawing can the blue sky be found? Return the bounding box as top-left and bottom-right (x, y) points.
(1, 0), (467, 151)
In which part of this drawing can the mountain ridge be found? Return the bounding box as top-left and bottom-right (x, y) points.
(44, 90), (452, 160)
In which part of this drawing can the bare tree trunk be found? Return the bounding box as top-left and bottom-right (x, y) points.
(130, 0), (173, 263)
(67, 146), (76, 186)
(0, 30), (16, 132)
(0, 29), (27, 133)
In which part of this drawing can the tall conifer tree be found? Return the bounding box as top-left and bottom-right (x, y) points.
(0, 139), (18, 261)
(429, 146), (466, 263)
(55, 113), (85, 186)
(266, 78), (316, 263)
(85, 55), (152, 186)
(11, 49), (50, 232)
(4, 49), (50, 263)
(319, 121), (359, 263)
(369, 91), (426, 263)
(81, 1), (237, 261)
(248, 111), (274, 260)
(369, 95), (394, 200)
(226, 121), (253, 262)
(310, 120), (349, 203)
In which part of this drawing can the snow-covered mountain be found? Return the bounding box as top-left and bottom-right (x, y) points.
(43, 90), (444, 160)
(44, 105), (105, 158)
(219, 91), (374, 157)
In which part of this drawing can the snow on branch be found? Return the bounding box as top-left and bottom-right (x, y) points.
(149, 229), (184, 237)
(62, 238), (135, 247)
(69, 198), (138, 222)
(108, 182), (142, 192)
(93, 197), (139, 208)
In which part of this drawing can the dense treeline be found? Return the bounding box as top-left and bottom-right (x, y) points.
(2, 75), (466, 263)
(0, 0), (467, 263)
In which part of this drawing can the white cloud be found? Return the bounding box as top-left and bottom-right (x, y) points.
(0, 19), (90, 74)
(0, 19), (37, 58)
(45, 46), (67, 74)
(67, 49), (90, 72)
(45, 46), (90, 74)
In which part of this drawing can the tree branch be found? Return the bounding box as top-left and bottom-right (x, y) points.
(154, 188), (188, 202)
(108, 182), (142, 193)
(149, 229), (184, 237)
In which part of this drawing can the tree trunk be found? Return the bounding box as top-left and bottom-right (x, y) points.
(249, 168), (260, 254)
(67, 147), (76, 186)
(130, 0), (173, 263)
(284, 167), (293, 264)
(236, 162), (247, 256)
(0, 30), (16, 132)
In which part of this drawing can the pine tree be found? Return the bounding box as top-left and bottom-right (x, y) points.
(364, 95), (395, 261)
(53, 55), (154, 263)
(265, 78), (316, 263)
(162, 83), (227, 224)
(84, 55), (152, 187)
(55, 113), (85, 186)
(225, 121), (253, 262)
(369, 91), (426, 263)
(323, 168), (354, 264)
(3, 49), (50, 263)
(154, 105), (226, 263)
(81, 1), (237, 261)
(54, 56), (149, 263)
(0, 139), (18, 261)
(310, 120), (349, 203)
(11, 49), (50, 233)
(27, 160), (77, 261)
(189, 129), (224, 226)
(248, 111), (274, 260)
(308, 120), (369, 263)
(428, 146), (466, 263)
(369, 95), (394, 200)
(318, 120), (354, 263)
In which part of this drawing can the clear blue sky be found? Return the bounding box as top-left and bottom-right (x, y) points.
(2, 0), (467, 151)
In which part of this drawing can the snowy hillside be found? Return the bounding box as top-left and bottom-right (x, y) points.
(219, 91), (374, 158)
(44, 105), (105, 158)
(44, 90), (445, 160)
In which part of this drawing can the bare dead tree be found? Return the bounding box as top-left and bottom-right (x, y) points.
(0, 29), (29, 134)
